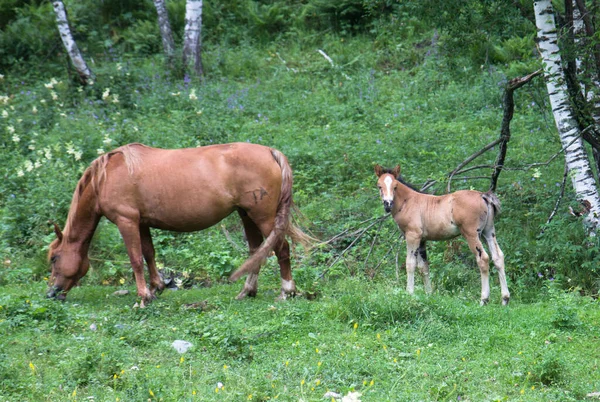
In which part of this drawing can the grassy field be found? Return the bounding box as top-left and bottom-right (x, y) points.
(2, 274), (599, 401)
(2, 26), (600, 401)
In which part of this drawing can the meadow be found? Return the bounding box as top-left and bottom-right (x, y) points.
(1, 16), (600, 401)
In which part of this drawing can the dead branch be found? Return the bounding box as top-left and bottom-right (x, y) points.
(540, 163), (568, 236)
(447, 138), (502, 193)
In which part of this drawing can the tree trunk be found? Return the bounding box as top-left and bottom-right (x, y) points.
(52, 0), (93, 85)
(182, 0), (204, 77)
(153, 0), (176, 65)
(534, 0), (600, 233)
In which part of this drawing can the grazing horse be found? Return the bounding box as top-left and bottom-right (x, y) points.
(48, 142), (312, 305)
(375, 164), (510, 305)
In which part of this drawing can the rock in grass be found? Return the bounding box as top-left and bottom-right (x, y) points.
(172, 340), (193, 354)
(89, 323), (97, 331)
(113, 290), (129, 296)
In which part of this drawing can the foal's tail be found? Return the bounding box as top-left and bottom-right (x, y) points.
(482, 191), (502, 219)
(229, 149), (315, 282)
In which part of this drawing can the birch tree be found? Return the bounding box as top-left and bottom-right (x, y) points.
(153, 0), (176, 64)
(52, 0), (93, 84)
(182, 0), (203, 76)
(534, 0), (600, 233)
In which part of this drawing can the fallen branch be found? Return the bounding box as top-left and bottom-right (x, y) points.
(447, 138), (502, 193)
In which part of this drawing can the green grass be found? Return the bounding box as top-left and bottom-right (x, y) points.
(2, 276), (599, 401)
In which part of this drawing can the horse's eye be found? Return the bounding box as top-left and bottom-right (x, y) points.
(50, 255), (58, 264)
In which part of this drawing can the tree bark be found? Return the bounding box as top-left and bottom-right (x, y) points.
(534, 0), (600, 233)
(52, 0), (93, 84)
(153, 0), (176, 65)
(183, 0), (204, 77)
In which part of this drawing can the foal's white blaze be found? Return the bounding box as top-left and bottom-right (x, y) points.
(383, 176), (394, 202)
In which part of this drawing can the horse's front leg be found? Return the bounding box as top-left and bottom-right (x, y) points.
(117, 219), (154, 306)
(140, 225), (165, 297)
(416, 240), (432, 294)
(405, 234), (421, 295)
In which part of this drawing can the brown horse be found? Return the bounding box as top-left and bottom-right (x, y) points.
(375, 164), (510, 305)
(48, 142), (311, 305)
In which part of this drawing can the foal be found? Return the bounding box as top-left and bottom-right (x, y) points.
(375, 164), (510, 305)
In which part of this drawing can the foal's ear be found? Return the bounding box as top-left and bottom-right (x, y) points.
(391, 165), (401, 177)
(374, 164), (384, 177)
(52, 221), (63, 242)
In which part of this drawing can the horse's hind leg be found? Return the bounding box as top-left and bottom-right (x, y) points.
(116, 219), (153, 306)
(462, 230), (491, 305)
(140, 225), (164, 297)
(235, 212), (264, 300)
(274, 238), (297, 301)
(483, 227), (510, 305)
(416, 240), (432, 294)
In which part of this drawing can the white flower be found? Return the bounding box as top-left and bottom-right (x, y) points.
(2, 110), (8, 118)
(12, 134), (19, 143)
(44, 148), (52, 160)
(112, 94), (119, 104)
(28, 144), (36, 150)
(34, 161), (41, 168)
(117, 63), (123, 71)
(532, 168), (541, 179)
(32, 106), (38, 114)
(51, 91), (58, 101)
(0, 96), (9, 105)
(44, 82), (54, 89)
(66, 142), (75, 155)
(102, 88), (110, 100)
(17, 169), (24, 177)
(88, 80), (94, 86)
(171, 92), (180, 97)
(24, 160), (34, 172)
(189, 89), (198, 101)
(133, 126), (139, 132)
(97, 148), (105, 155)
(40, 99), (46, 104)
(103, 136), (112, 145)
(196, 110), (203, 116)
(0, 74), (4, 80)
(7, 125), (15, 134)
(74, 150), (82, 161)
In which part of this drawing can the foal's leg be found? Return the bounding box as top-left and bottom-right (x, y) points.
(416, 240), (432, 294)
(483, 228), (510, 305)
(116, 219), (153, 306)
(274, 238), (297, 301)
(140, 225), (164, 297)
(235, 213), (264, 300)
(462, 230), (491, 305)
(404, 233), (421, 295)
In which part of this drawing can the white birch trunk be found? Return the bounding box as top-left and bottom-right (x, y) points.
(534, 0), (600, 233)
(52, 0), (93, 84)
(183, 0), (203, 76)
(153, 0), (175, 62)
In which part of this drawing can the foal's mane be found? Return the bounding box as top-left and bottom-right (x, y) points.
(380, 167), (428, 194)
(62, 144), (146, 236)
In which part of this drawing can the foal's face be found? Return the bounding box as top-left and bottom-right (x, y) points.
(374, 164), (400, 213)
(47, 238), (89, 300)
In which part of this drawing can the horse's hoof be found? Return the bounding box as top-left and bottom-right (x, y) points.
(479, 298), (489, 306)
(236, 289), (257, 300)
(502, 296), (510, 306)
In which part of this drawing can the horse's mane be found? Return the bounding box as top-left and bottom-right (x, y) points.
(397, 175), (429, 194)
(62, 143), (147, 237)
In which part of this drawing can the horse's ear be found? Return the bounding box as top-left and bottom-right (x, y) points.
(392, 165), (401, 177)
(52, 221), (63, 242)
(374, 164), (383, 177)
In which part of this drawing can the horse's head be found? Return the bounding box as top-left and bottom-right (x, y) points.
(374, 164), (400, 213)
(47, 223), (90, 300)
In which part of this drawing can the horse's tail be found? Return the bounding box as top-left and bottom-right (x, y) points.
(229, 149), (314, 282)
(482, 191), (502, 218)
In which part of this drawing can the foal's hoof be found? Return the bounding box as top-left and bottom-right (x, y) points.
(502, 296), (510, 306)
(479, 298), (489, 306)
(236, 288), (257, 300)
(275, 289), (299, 302)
